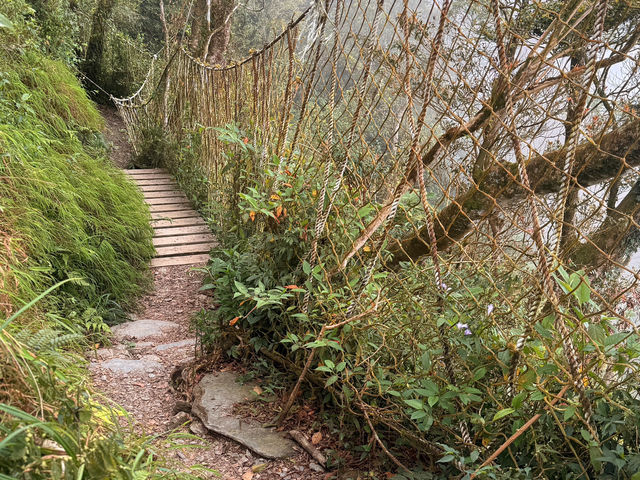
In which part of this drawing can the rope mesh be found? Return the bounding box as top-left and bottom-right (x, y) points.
(114, 0), (640, 474)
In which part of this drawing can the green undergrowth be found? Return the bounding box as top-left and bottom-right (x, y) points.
(0, 8), (208, 478)
(0, 47), (155, 322)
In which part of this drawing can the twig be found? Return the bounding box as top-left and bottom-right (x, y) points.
(289, 430), (327, 467)
(359, 402), (411, 473)
(470, 384), (570, 479)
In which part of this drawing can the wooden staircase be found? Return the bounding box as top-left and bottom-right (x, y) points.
(125, 168), (215, 267)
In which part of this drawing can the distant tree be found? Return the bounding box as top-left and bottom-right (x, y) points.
(189, 0), (237, 64)
(82, 0), (117, 97)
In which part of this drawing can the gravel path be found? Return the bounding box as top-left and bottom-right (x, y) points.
(90, 110), (330, 480)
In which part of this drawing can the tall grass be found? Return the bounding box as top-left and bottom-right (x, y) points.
(0, 48), (155, 322)
(0, 7), (197, 477)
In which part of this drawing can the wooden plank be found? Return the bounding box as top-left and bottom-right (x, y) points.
(127, 174), (174, 180)
(150, 254), (210, 268)
(154, 225), (211, 237)
(124, 168), (168, 174)
(152, 217), (206, 228)
(155, 243), (215, 257)
(146, 196), (189, 205)
(151, 210), (200, 220)
(135, 179), (177, 186)
(143, 190), (186, 199)
(149, 203), (192, 212)
(153, 234), (215, 247)
(140, 184), (179, 192)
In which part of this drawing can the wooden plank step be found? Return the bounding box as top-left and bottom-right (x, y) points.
(124, 168), (168, 174)
(155, 243), (215, 257)
(152, 217), (206, 228)
(149, 203), (192, 213)
(135, 179), (177, 186)
(154, 225), (211, 237)
(146, 196), (189, 205)
(150, 254), (210, 268)
(127, 173), (174, 181)
(151, 210), (201, 220)
(153, 234), (215, 247)
(143, 190), (186, 199)
(140, 184), (180, 192)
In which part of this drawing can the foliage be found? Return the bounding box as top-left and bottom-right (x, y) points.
(0, 46), (154, 321)
(0, 10), (198, 478)
(0, 283), (207, 479)
(184, 127), (640, 478)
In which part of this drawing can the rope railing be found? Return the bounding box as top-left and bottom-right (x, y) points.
(114, 0), (640, 475)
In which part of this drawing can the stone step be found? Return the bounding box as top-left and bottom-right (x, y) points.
(192, 372), (296, 459)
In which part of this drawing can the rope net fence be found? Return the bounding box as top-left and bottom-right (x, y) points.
(114, 0), (640, 476)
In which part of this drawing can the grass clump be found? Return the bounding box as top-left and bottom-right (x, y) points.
(0, 48), (154, 322)
(0, 7), (202, 478)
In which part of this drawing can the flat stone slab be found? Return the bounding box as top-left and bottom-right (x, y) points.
(154, 338), (196, 352)
(93, 355), (162, 374)
(112, 319), (179, 340)
(192, 372), (295, 459)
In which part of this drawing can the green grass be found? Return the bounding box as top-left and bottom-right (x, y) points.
(0, 49), (155, 322)
(0, 10), (200, 477)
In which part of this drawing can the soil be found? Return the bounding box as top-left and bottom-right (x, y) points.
(91, 111), (335, 480)
(98, 104), (134, 168)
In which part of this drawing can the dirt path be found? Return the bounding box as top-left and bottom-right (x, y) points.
(98, 105), (134, 169)
(90, 109), (328, 480)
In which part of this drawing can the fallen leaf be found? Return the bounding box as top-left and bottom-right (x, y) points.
(311, 431), (322, 445)
(253, 386), (263, 395)
(242, 470), (254, 480)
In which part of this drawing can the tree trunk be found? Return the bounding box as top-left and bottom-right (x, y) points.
(203, 0), (235, 64)
(190, 0), (235, 65)
(83, 0), (117, 99)
(385, 118), (640, 268)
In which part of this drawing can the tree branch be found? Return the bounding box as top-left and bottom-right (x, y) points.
(386, 118), (640, 267)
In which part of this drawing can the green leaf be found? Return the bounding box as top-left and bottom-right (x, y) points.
(0, 13), (13, 29)
(511, 392), (526, 410)
(605, 331), (629, 347)
(421, 352), (432, 371)
(302, 261), (311, 274)
(410, 410), (428, 420)
(326, 375), (339, 387)
(437, 455), (455, 463)
(493, 408), (515, 421)
(404, 399), (424, 410)
(574, 279), (591, 305)
(473, 367), (487, 381)
(563, 405), (576, 421)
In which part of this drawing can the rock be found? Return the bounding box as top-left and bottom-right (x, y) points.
(112, 319), (179, 341)
(154, 338), (196, 352)
(189, 419), (208, 436)
(173, 400), (192, 414)
(95, 357), (162, 374)
(309, 462), (324, 472)
(169, 411), (190, 429)
(192, 372), (296, 459)
(95, 348), (117, 360)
